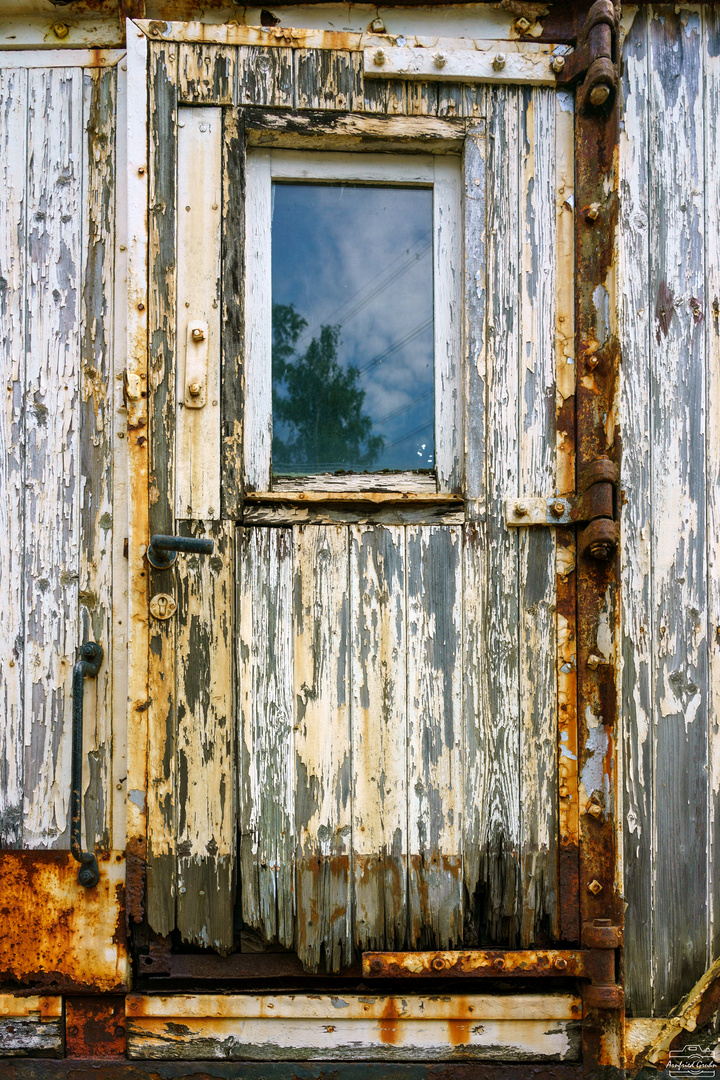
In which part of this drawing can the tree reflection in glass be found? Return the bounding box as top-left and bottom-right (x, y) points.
(271, 182), (434, 477)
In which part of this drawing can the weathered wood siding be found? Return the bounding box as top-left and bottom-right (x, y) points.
(620, 4), (718, 1015)
(0, 61), (118, 853)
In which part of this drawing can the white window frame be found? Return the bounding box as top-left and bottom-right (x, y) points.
(243, 149), (462, 495)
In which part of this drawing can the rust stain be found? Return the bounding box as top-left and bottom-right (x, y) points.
(447, 1019), (472, 1046)
(0, 851), (128, 994)
(65, 997), (126, 1058)
(378, 996), (400, 1045)
(655, 279), (675, 342)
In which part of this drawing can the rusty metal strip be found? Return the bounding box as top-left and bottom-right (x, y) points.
(573, 0), (624, 1072)
(364, 950), (590, 979)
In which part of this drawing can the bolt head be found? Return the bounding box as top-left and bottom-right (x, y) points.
(551, 500), (565, 517)
(371, 958), (383, 971)
(492, 53), (506, 71)
(188, 382), (202, 397)
(493, 957), (506, 969)
(434, 52), (448, 68)
(586, 203), (600, 221)
(554, 957), (568, 970)
(588, 879), (603, 895)
(191, 327), (206, 342)
(587, 355), (599, 370)
(515, 17), (532, 34)
(587, 654), (600, 669)
(588, 803), (602, 818)
(590, 84), (611, 107)
(373, 49), (386, 66)
(515, 502), (528, 517)
(551, 55), (566, 74)
(79, 867), (96, 887)
(432, 956), (446, 970)
(52, 22), (69, 38)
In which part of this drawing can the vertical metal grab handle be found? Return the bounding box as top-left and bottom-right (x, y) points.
(71, 641), (103, 888)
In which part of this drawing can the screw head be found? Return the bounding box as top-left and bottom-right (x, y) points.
(551, 55), (566, 74)
(492, 53), (506, 71)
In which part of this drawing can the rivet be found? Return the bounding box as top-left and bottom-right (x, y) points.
(514, 17), (532, 34)
(68, 1025), (79, 1036)
(371, 958), (383, 972)
(515, 502), (528, 517)
(137, 303), (145, 311)
(551, 500), (565, 517)
(199, 890), (205, 896)
(434, 52), (448, 69)
(551, 55), (565, 74)
(52, 22), (70, 38)
(137, 167), (145, 176)
(586, 203), (600, 221)
(492, 53), (506, 71)
(588, 879), (603, 895)
(208, 507), (215, 515)
(590, 84), (611, 107)
(373, 48), (386, 66)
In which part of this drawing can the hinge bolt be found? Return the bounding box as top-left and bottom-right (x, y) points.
(432, 956), (446, 970)
(373, 49), (386, 66)
(588, 879), (603, 895)
(554, 957), (568, 970)
(587, 802), (602, 818)
(587, 355), (599, 370)
(434, 52), (448, 68)
(586, 203), (601, 222)
(188, 382), (202, 397)
(492, 53), (506, 71)
(515, 502), (528, 517)
(587, 654), (601, 669)
(551, 500), (565, 517)
(493, 957), (506, 969)
(551, 55), (565, 74)
(52, 22), (70, 38)
(590, 85), (611, 107)
(514, 17), (532, 34)
(371, 958), (383, 972)
(191, 326), (206, 342)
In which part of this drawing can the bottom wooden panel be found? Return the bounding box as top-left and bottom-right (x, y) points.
(126, 994), (582, 1062)
(0, 997), (63, 1058)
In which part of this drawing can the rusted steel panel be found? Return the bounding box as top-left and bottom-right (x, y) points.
(0, 851), (128, 993)
(65, 997), (126, 1058)
(363, 950), (587, 979)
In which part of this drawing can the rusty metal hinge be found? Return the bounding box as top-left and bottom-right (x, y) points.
(553, 0), (619, 112)
(505, 457), (619, 561)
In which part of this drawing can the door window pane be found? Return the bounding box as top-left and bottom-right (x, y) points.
(271, 182), (434, 477)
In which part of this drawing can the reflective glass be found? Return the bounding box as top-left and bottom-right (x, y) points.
(271, 182), (434, 477)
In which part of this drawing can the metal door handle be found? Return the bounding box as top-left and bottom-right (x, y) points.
(147, 534), (214, 569)
(71, 641), (103, 888)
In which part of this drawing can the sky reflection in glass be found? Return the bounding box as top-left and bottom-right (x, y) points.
(271, 182), (434, 476)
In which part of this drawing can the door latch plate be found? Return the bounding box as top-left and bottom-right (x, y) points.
(183, 320), (209, 408)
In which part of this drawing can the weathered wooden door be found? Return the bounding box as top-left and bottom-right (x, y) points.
(128, 23), (620, 1061)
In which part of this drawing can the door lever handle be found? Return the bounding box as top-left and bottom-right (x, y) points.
(71, 641), (103, 888)
(147, 534), (214, 569)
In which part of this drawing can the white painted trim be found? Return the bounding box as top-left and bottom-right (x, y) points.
(364, 45), (560, 86)
(0, 49), (125, 68)
(243, 148), (462, 494)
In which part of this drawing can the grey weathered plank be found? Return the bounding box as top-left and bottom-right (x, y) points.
(407, 81), (439, 116)
(243, 502), (464, 527)
(175, 521), (236, 954)
(244, 109), (467, 152)
(517, 85), (558, 945)
(463, 115), (487, 520)
(619, 4), (654, 1016)
(478, 84), (522, 943)
(236, 46), (293, 108)
(146, 41), (178, 936)
(350, 525), (407, 953)
(294, 49), (354, 110)
(406, 525), (463, 950)
(293, 524), (352, 972)
(22, 67), (83, 848)
(438, 82), (463, 118)
(237, 526), (295, 950)
(79, 65), (116, 855)
(178, 44), (235, 104)
(0, 67), (27, 848)
(648, 4), (708, 1013)
(704, 2), (720, 974)
(0, 1018), (63, 1058)
(220, 108), (245, 518)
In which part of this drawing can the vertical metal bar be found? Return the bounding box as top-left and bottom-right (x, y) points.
(71, 642), (103, 887)
(574, 3), (624, 1071)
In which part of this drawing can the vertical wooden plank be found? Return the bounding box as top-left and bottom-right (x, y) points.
(23, 67), (83, 848)
(407, 525), (463, 950)
(438, 83), (463, 118)
(175, 521), (236, 953)
(293, 524), (352, 973)
(481, 85), (521, 943)
(237, 526), (295, 950)
(385, 80), (407, 115)
(175, 106), (222, 522)
(407, 82), (438, 116)
(350, 525), (407, 953)
(242, 148), (272, 494)
(294, 50), (353, 110)
(178, 44), (235, 104)
(518, 86), (558, 945)
(433, 156), (462, 495)
(80, 66), (116, 854)
(648, 5), (708, 1013)
(221, 109), (245, 518)
(463, 114), (487, 520)
(705, 3), (720, 975)
(236, 46), (294, 108)
(362, 76), (387, 115)
(146, 41), (178, 936)
(554, 87), (578, 945)
(125, 21), (150, 928)
(0, 67), (27, 848)
(619, 5), (653, 1014)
